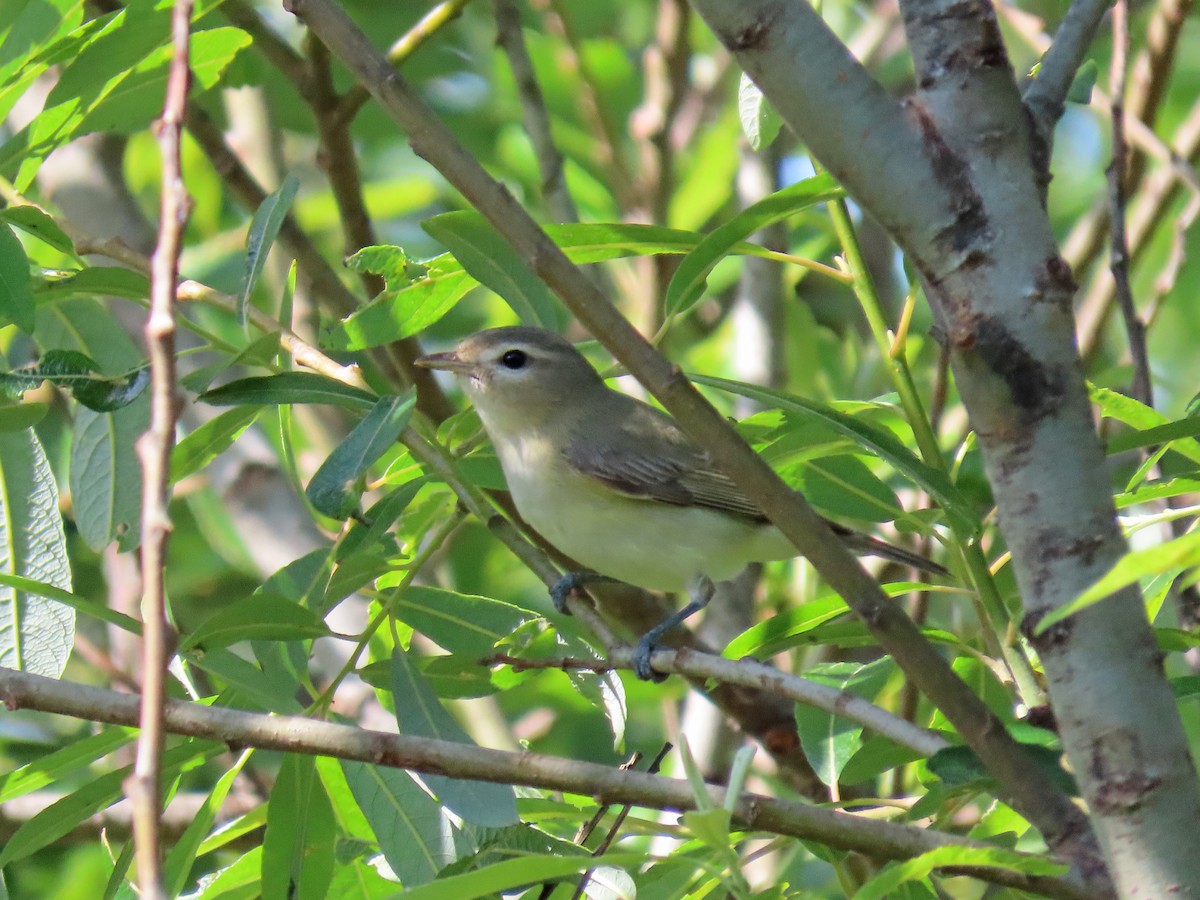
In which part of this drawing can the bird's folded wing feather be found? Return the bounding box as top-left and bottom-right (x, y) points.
(562, 401), (767, 521)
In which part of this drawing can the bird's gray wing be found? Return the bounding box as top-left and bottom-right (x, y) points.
(562, 398), (767, 521)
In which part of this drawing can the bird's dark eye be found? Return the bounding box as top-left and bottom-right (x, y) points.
(500, 349), (527, 370)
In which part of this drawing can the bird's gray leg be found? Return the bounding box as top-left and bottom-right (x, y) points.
(632, 574), (715, 682)
(549, 571), (620, 614)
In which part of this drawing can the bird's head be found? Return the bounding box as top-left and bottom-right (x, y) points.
(416, 327), (606, 435)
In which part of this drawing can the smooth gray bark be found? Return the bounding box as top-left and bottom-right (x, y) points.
(688, 0), (1200, 894)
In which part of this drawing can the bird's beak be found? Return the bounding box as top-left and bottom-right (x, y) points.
(415, 350), (471, 373)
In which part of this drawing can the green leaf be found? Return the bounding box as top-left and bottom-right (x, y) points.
(794, 659), (893, 787)
(664, 172), (843, 317)
(0, 349), (148, 411)
(0, 740), (220, 867)
(1036, 529), (1200, 634)
(164, 750), (253, 898)
(0, 428), (74, 677)
(33, 265), (150, 301)
(322, 223), (805, 351)
(323, 265), (474, 351)
(0, 222), (35, 333)
(340, 760), (451, 887)
(0, 206), (74, 254)
(1065, 59), (1098, 105)
(854, 846), (1067, 900)
(696, 375), (978, 534)
(199, 373), (377, 410)
(0, 573), (141, 634)
(1091, 384), (1200, 465)
(789, 454), (902, 523)
(0, 726), (136, 803)
(261, 754), (335, 900)
(71, 395), (148, 551)
(737, 72), (782, 151)
(393, 853), (643, 900)
(181, 593), (331, 651)
(344, 244), (423, 291)
(171, 407), (261, 482)
(305, 392), (416, 519)
(242, 174), (300, 325)
(390, 647), (519, 826)
(0, 402), (48, 431)
(1106, 416), (1200, 460)
(423, 212), (559, 328)
(394, 585), (535, 657)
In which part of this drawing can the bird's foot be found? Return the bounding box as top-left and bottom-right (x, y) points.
(549, 571), (618, 615)
(632, 633), (669, 683)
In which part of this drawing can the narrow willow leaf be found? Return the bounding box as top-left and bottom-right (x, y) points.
(200, 372), (377, 410)
(33, 265), (150, 301)
(0, 726), (136, 803)
(164, 750), (253, 898)
(36, 299), (148, 550)
(1091, 383), (1200, 464)
(393, 853), (642, 900)
(737, 72), (782, 151)
(171, 407), (261, 483)
(0, 741), (221, 867)
(180, 593), (330, 651)
(390, 647), (519, 826)
(423, 212), (559, 328)
(1037, 529), (1200, 634)
(323, 265), (474, 351)
(855, 845), (1067, 900)
(305, 392), (416, 519)
(0, 349), (148, 411)
(71, 395), (147, 551)
(696, 374), (978, 534)
(261, 754), (335, 900)
(0, 403), (48, 431)
(340, 760), (449, 887)
(665, 172), (843, 317)
(0, 573), (141, 634)
(242, 174), (300, 325)
(0, 428), (74, 677)
(794, 659), (893, 787)
(1106, 416), (1200, 461)
(0, 206), (74, 254)
(393, 585), (534, 657)
(323, 223), (798, 350)
(0, 223), (35, 333)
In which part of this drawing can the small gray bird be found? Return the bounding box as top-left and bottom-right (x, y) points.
(418, 327), (946, 679)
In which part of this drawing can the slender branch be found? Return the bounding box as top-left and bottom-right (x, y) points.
(1105, 0), (1151, 406)
(220, 0), (310, 86)
(1078, 95), (1200, 357)
(493, 0), (580, 223)
(1023, 0), (1113, 142)
(0, 667), (1091, 900)
(485, 648), (950, 757)
(338, 0), (476, 124)
(282, 0), (1095, 860)
(131, 3), (193, 896)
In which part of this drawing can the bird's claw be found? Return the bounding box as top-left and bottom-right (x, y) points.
(632, 635), (668, 683)
(549, 572), (618, 615)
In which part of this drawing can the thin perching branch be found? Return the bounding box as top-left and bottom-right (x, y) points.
(1106, 0), (1152, 406)
(0, 666), (1092, 900)
(130, 1), (194, 896)
(1023, 0), (1113, 143)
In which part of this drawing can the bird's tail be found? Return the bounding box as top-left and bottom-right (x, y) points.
(829, 523), (949, 577)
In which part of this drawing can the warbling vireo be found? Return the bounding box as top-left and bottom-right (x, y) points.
(417, 327), (946, 680)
